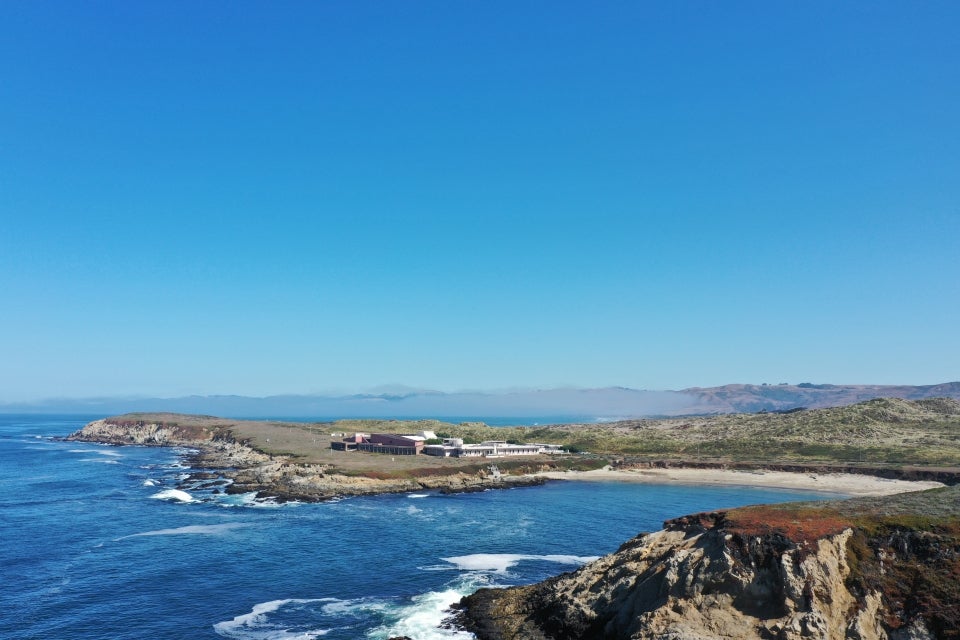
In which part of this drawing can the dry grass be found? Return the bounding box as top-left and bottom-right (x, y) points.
(106, 397), (960, 476)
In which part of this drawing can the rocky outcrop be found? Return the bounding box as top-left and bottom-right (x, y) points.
(455, 488), (960, 639)
(68, 415), (225, 446)
(67, 414), (544, 502)
(218, 458), (545, 502)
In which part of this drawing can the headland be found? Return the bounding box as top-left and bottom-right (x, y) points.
(65, 400), (960, 637)
(454, 484), (960, 639)
(65, 397), (960, 501)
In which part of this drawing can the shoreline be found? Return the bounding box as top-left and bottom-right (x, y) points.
(65, 415), (949, 501)
(535, 467), (945, 497)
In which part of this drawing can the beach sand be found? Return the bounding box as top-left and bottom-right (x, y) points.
(536, 467), (945, 497)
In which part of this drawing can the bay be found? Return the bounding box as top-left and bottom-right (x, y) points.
(1, 415), (832, 640)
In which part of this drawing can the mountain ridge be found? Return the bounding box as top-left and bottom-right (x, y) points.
(3, 382), (959, 419)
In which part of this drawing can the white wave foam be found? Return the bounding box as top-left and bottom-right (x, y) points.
(79, 458), (120, 464)
(69, 448), (122, 456)
(408, 493), (430, 499)
(143, 479), (158, 487)
(373, 581), (480, 640)
(150, 489), (195, 503)
(417, 564), (460, 572)
(214, 599), (331, 639)
(172, 446), (200, 455)
(215, 492), (300, 509)
(318, 597), (389, 618)
(441, 553), (599, 573)
(121, 523), (251, 539)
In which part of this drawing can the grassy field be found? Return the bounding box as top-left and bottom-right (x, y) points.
(104, 397), (960, 477)
(456, 397), (960, 466)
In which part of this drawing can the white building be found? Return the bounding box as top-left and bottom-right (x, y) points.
(422, 438), (552, 458)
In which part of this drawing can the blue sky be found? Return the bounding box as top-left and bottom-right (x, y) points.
(1, 1), (958, 401)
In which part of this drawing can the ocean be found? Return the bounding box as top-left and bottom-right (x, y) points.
(1, 415), (833, 640)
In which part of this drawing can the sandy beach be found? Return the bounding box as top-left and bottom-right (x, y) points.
(536, 467), (945, 497)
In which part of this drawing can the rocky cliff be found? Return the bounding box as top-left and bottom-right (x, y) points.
(67, 414), (544, 501)
(67, 414), (274, 467)
(456, 486), (960, 639)
(68, 414), (228, 446)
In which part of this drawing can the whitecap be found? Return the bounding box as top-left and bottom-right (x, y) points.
(372, 580), (484, 640)
(441, 553), (599, 573)
(214, 599), (331, 639)
(408, 493), (430, 499)
(120, 523), (251, 539)
(143, 479), (158, 487)
(150, 489), (195, 503)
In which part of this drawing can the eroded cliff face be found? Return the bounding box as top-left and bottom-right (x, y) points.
(69, 416), (223, 446)
(67, 415), (273, 467)
(456, 499), (960, 640)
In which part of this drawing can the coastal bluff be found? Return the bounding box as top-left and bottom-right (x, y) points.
(454, 485), (960, 640)
(66, 413), (547, 501)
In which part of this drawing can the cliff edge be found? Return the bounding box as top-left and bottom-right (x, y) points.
(66, 413), (545, 501)
(456, 486), (960, 639)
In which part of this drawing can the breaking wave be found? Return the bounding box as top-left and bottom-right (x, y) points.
(214, 491), (301, 509)
(213, 598), (332, 639)
(441, 553), (599, 574)
(370, 582), (479, 640)
(215, 586), (480, 640)
(150, 488), (195, 502)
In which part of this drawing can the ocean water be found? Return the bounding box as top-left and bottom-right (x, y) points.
(1, 415), (833, 640)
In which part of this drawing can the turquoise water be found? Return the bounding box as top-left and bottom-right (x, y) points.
(0, 415), (832, 639)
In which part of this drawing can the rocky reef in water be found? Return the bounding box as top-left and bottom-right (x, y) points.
(66, 414), (544, 502)
(454, 486), (960, 639)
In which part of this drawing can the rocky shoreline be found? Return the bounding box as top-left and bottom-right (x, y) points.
(67, 413), (960, 638)
(66, 416), (546, 502)
(453, 486), (960, 639)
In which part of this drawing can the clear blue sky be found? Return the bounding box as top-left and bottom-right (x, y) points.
(1, 1), (958, 401)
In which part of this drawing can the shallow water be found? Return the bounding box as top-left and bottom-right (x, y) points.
(1, 415), (831, 639)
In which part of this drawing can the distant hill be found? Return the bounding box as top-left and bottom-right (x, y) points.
(679, 381), (960, 413)
(2, 382), (958, 420)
